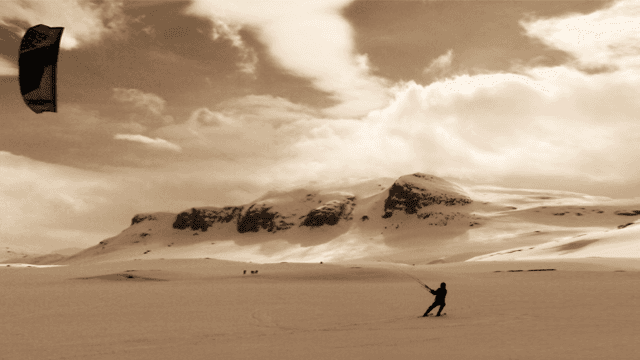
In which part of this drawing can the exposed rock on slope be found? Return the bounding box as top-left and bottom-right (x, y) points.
(169, 191), (358, 234)
(300, 197), (356, 227)
(173, 207), (243, 232)
(615, 210), (640, 216)
(236, 204), (295, 233)
(131, 214), (159, 226)
(382, 173), (472, 218)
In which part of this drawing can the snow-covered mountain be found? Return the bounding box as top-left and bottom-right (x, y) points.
(61, 173), (480, 264)
(54, 172), (640, 265)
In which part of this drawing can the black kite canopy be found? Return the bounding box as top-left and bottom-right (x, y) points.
(19, 24), (64, 114)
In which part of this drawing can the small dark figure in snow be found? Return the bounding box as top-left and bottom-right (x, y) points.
(423, 282), (447, 317)
(243, 270), (246, 275)
(255, 270), (258, 274)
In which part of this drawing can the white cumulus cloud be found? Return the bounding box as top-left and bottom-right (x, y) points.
(113, 88), (173, 124)
(207, 17), (258, 75)
(0, 56), (18, 76)
(185, 0), (391, 118)
(0, 151), (115, 250)
(114, 134), (182, 152)
(0, 0), (126, 50)
(258, 57), (640, 195)
(134, 0), (640, 197)
(522, 0), (640, 71)
(423, 49), (454, 78)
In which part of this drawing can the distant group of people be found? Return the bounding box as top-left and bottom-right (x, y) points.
(243, 270), (258, 274)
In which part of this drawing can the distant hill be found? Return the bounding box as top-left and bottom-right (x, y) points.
(0, 246), (84, 264)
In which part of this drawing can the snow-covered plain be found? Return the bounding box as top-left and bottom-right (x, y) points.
(2, 258), (639, 359)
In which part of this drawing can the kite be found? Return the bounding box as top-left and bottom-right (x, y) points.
(19, 24), (64, 114)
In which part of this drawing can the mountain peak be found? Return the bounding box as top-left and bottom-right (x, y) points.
(382, 173), (472, 218)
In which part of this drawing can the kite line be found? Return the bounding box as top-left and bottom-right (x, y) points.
(379, 257), (432, 291)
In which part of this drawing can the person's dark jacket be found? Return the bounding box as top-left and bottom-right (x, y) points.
(430, 288), (447, 304)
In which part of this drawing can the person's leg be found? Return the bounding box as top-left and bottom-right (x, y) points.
(436, 303), (445, 316)
(423, 303), (437, 316)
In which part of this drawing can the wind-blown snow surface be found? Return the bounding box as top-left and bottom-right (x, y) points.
(469, 220), (640, 261)
(2, 258), (640, 359)
(51, 172), (640, 265)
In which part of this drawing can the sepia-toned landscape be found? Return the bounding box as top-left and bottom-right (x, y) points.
(2, 0), (640, 359)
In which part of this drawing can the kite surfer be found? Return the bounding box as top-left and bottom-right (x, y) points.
(423, 282), (447, 317)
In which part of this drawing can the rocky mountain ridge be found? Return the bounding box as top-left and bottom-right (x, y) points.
(131, 173), (472, 235)
(59, 173), (478, 264)
(23, 172), (640, 265)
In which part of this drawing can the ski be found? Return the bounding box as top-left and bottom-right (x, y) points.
(420, 313), (447, 317)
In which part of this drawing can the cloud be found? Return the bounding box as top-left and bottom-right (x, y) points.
(255, 53), (640, 195)
(114, 134), (182, 152)
(0, 56), (18, 76)
(152, 95), (317, 160)
(0, 151), (115, 249)
(0, 0), (126, 50)
(0, 151), (108, 213)
(186, 107), (231, 128)
(113, 88), (165, 115)
(140, 14), (640, 198)
(153, 104), (297, 162)
(185, 0), (391, 118)
(207, 17), (258, 75)
(522, 0), (640, 71)
(216, 95), (318, 126)
(112, 88), (173, 124)
(423, 49), (454, 78)
(131, 14), (156, 37)
(0, 151), (261, 251)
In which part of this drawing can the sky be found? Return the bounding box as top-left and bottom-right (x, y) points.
(3, 0), (640, 251)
